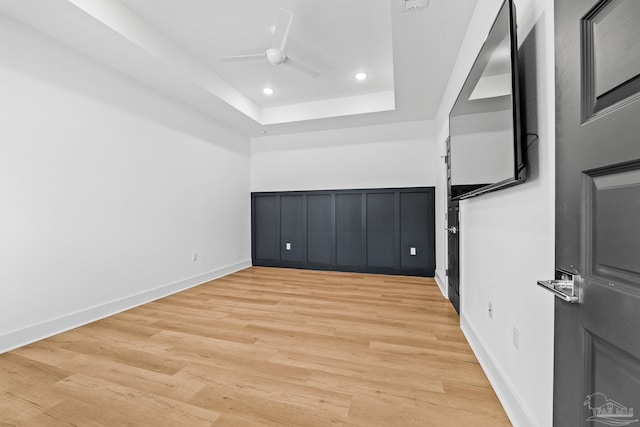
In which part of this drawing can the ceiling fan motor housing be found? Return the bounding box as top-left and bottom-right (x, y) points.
(266, 48), (286, 65)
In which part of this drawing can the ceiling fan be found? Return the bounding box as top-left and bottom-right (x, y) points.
(220, 9), (321, 78)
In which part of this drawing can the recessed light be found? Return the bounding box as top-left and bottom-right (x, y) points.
(262, 87), (275, 95)
(354, 72), (368, 81)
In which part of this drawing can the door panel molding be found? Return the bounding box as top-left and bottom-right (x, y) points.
(583, 160), (640, 288)
(582, 0), (640, 122)
(583, 330), (640, 424)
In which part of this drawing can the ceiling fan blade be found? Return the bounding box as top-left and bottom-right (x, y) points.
(285, 57), (321, 78)
(272, 9), (293, 52)
(220, 53), (264, 62)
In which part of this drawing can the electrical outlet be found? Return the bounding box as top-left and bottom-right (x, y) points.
(513, 327), (520, 350)
(488, 302), (493, 319)
(285, 242), (291, 250)
(192, 253), (198, 262)
(410, 247), (417, 256)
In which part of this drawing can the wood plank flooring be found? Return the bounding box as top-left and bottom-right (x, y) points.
(0, 267), (511, 426)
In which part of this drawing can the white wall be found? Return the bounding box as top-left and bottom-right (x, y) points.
(251, 121), (436, 192)
(434, 1), (555, 426)
(0, 16), (251, 353)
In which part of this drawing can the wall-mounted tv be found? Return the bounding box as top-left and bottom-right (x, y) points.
(449, 0), (526, 200)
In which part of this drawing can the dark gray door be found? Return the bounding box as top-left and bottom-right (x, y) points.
(446, 138), (460, 313)
(447, 202), (460, 314)
(553, 0), (640, 425)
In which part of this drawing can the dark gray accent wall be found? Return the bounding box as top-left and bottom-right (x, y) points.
(251, 187), (435, 277)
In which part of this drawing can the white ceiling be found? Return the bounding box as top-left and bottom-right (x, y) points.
(119, 0), (395, 108)
(0, 0), (478, 137)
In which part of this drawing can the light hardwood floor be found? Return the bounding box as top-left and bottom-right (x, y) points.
(0, 267), (511, 426)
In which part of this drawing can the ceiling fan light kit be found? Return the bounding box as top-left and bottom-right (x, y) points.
(220, 9), (321, 78)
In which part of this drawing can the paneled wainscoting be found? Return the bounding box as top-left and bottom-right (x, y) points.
(0, 267), (510, 426)
(252, 188), (436, 277)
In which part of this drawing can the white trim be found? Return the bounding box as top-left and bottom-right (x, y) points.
(261, 91), (395, 124)
(0, 260), (251, 354)
(434, 271), (447, 297)
(460, 314), (538, 427)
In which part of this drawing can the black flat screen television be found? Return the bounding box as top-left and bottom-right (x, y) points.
(449, 0), (526, 200)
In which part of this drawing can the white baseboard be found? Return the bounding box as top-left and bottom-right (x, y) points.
(0, 260), (251, 354)
(434, 271), (447, 297)
(460, 314), (537, 427)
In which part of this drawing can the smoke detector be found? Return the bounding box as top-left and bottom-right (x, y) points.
(402, 0), (429, 11)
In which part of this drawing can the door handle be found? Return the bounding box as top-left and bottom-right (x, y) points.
(537, 269), (581, 303)
(446, 226), (457, 234)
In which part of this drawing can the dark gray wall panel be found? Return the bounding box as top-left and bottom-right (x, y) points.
(400, 192), (434, 269)
(366, 193), (395, 268)
(336, 194), (364, 266)
(280, 195), (303, 262)
(307, 194), (332, 265)
(254, 195), (278, 261)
